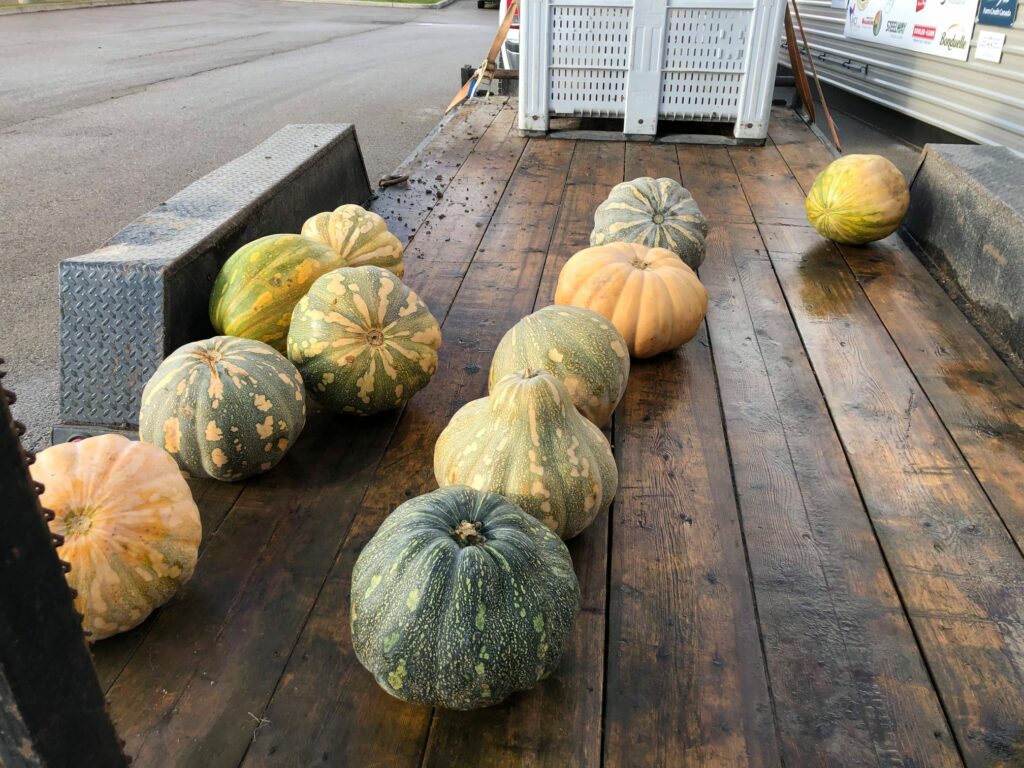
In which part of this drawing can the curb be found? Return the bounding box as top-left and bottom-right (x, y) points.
(0, 0), (178, 14)
(282, 0), (456, 8)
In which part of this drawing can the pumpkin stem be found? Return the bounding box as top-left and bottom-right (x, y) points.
(453, 520), (486, 546)
(365, 329), (385, 347)
(520, 368), (536, 379)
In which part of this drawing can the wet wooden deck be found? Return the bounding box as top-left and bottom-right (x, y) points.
(93, 98), (1024, 767)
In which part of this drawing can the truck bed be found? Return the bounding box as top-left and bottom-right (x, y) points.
(91, 98), (1024, 767)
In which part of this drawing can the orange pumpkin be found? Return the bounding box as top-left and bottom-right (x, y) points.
(554, 243), (708, 358)
(30, 434), (201, 641)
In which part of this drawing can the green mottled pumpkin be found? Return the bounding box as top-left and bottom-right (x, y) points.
(139, 336), (306, 481)
(805, 154), (909, 245)
(590, 177), (708, 268)
(434, 370), (617, 539)
(351, 486), (580, 709)
(301, 204), (405, 278)
(489, 305), (629, 427)
(209, 234), (345, 352)
(287, 265), (441, 415)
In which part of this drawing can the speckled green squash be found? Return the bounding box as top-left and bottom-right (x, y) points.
(301, 204), (405, 278)
(805, 154), (909, 245)
(287, 265), (441, 415)
(139, 336), (306, 482)
(209, 234), (345, 352)
(351, 486), (580, 710)
(489, 305), (629, 427)
(590, 177), (708, 268)
(434, 370), (617, 539)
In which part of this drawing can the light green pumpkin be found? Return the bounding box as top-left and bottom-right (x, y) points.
(301, 204), (405, 278)
(209, 234), (345, 352)
(139, 336), (306, 482)
(350, 486), (580, 710)
(590, 177), (708, 268)
(434, 370), (617, 539)
(489, 305), (629, 427)
(287, 265), (441, 415)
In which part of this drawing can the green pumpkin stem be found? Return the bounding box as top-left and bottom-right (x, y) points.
(453, 520), (486, 546)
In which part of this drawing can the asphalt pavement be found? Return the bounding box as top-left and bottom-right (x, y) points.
(0, 0), (495, 449)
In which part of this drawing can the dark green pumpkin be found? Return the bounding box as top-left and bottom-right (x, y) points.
(350, 486), (580, 709)
(139, 336), (306, 482)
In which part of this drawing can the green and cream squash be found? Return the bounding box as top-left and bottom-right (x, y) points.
(209, 234), (345, 352)
(489, 305), (629, 427)
(590, 177), (708, 268)
(434, 370), (617, 539)
(301, 204), (405, 278)
(140, 336), (306, 482)
(287, 265), (441, 415)
(805, 154), (910, 245)
(351, 486), (580, 709)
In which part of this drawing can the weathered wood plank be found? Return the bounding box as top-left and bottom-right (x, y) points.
(767, 107), (832, 192)
(422, 139), (619, 768)
(841, 237), (1024, 550)
(603, 143), (780, 768)
(677, 144), (753, 226)
(370, 99), (507, 245)
(764, 223), (1024, 767)
(535, 140), (625, 306)
(92, 479), (244, 691)
(701, 221), (960, 766)
(727, 144), (807, 227)
(241, 138), (576, 768)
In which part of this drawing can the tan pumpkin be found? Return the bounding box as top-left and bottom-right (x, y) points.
(301, 204), (405, 278)
(30, 434), (201, 641)
(554, 243), (708, 358)
(434, 370), (617, 539)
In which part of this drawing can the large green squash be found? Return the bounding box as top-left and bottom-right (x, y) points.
(301, 204), (405, 278)
(351, 486), (580, 709)
(805, 154), (909, 245)
(434, 370), (617, 539)
(139, 336), (306, 482)
(287, 265), (441, 415)
(209, 234), (344, 352)
(489, 305), (629, 427)
(590, 177), (708, 268)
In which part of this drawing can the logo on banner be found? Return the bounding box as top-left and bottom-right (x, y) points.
(938, 23), (968, 51)
(857, 0), (870, 10)
(886, 19), (908, 33)
(913, 24), (936, 38)
(916, 0), (926, 10)
(872, 10), (883, 34)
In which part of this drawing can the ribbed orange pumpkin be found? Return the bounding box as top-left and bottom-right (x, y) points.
(554, 243), (708, 358)
(30, 435), (201, 641)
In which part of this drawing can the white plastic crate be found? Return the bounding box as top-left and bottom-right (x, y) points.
(519, 0), (788, 139)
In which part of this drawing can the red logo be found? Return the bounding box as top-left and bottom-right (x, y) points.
(916, 0), (926, 9)
(913, 24), (936, 38)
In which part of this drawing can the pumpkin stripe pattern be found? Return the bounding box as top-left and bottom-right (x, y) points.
(805, 154), (909, 245)
(489, 305), (629, 426)
(301, 204), (405, 278)
(435, 370), (617, 539)
(140, 336), (306, 482)
(210, 234), (346, 352)
(31, 435), (201, 641)
(351, 486), (580, 709)
(288, 265), (441, 415)
(591, 177), (708, 268)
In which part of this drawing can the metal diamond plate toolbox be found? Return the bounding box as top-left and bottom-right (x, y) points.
(58, 123), (371, 433)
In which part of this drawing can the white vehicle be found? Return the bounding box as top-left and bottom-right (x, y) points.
(497, 0), (519, 70)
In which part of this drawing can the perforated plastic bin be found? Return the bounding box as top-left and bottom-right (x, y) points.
(518, 0), (788, 139)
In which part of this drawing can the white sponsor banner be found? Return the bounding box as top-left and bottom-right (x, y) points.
(845, 0), (981, 61)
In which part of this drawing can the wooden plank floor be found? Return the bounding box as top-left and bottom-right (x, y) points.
(93, 100), (1024, 767)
